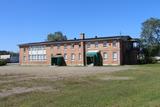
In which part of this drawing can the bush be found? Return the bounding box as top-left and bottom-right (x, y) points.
(0, 59), (7, 66)
(137, 57), (158, 64)
(148, 57), (157, 64)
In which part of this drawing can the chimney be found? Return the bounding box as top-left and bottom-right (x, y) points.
(80, 33), (85, 39)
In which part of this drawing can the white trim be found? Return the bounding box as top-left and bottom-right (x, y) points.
(87, 50), (99, 53)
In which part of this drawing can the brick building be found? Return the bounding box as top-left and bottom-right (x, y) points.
(19, 33), (139, 66)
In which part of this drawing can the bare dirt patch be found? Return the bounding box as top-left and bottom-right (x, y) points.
(0, 65), (134, 80)
(0, 65), (135, 98)
(0, 86), (54, 98)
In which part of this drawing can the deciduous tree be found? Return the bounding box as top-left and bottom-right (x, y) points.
(47, 32), (67, 41)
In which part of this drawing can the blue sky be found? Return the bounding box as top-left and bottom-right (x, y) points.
(0, 0), (160, 52)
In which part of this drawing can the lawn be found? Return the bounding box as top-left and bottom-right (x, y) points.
(0, 64), (160, 107)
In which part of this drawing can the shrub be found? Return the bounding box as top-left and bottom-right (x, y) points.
(147, 57), (157, 64)
(0, 59), (7, 66)
(137, 57), (158, 64)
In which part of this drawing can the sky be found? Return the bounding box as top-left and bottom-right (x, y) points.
(0, 0), (160, 52)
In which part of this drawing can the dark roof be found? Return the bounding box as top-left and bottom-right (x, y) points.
(18, 35), (132, 47)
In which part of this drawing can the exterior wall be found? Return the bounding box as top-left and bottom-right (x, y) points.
(85, 40), (120, 65)
(50, 42), (83, 66)
(119, 40), (138, 65)
(19, 37), (138, 66)
(20, 46), (49, 65)
(19, 40), (121, 66)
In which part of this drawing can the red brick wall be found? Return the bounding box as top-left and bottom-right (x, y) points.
(19, 39), (135, 66)
(86, 40), (120, 65)
(50, 42), (83, 66)
(19, 46), (48, 65)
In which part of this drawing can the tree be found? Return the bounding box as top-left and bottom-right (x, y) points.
(47, 32), (67, 41)
(0, 51), (10, 55)
(141, 17), (160, 46)
(140, 18), (160, 63)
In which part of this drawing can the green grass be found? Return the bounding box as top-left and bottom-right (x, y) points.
(0, 64), (160, 107)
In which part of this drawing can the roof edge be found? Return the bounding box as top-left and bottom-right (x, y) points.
(18, 35), (132, 47)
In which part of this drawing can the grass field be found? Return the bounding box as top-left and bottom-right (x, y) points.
(0, 64), (160, 107)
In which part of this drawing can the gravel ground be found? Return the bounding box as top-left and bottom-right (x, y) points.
(0, 65), (134, 79)
(0, 64), (135, 98)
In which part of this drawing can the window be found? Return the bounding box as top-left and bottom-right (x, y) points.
(23, 56), (26, 62)
(95, 42), (98, 48)
(28, 55), (32, 61)
(28, 46), (46, 61)
(71, 53), (75, 61)
(103, 41), (108, 47)
(133, 42), (138, 48)
(103, 52), (108, 60)
(112, 52), (118, 61)
(57, 44), (60, 49)
(71, 44), (74, 49)
(113, 41), (117, 47)
(23, 48), (26, 54)
(64, 44), (67, 49)
(87, 42), (91, 49)
(43, 55), (46, 60)
(78, 53), (82, 60)
(64, 53), (67, 61)
(79, 43), (81, 49)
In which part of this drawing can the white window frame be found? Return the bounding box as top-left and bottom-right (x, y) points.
(64, 44), (67, 50)
(71, 43), (74, 49)
(95, 42), (98, 48)
(28, 46), (47, 61)
(112, 52), (118, 61)
(23, 56), (26, 62)
(103, 41), (108, 47)
(103, 52), (108, 60)
(78, 53), (82, 61)
(87, 42), (91, 49)
(113, 40), (117, 47)
(57, 44), (60, 50)
(64, 53), (67, 61)
(71, 53), (75, 61)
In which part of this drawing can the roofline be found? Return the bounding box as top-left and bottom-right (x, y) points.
(18, 35), (132, 47)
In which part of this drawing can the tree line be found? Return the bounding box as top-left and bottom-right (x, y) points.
(0, 51), (19, 56)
